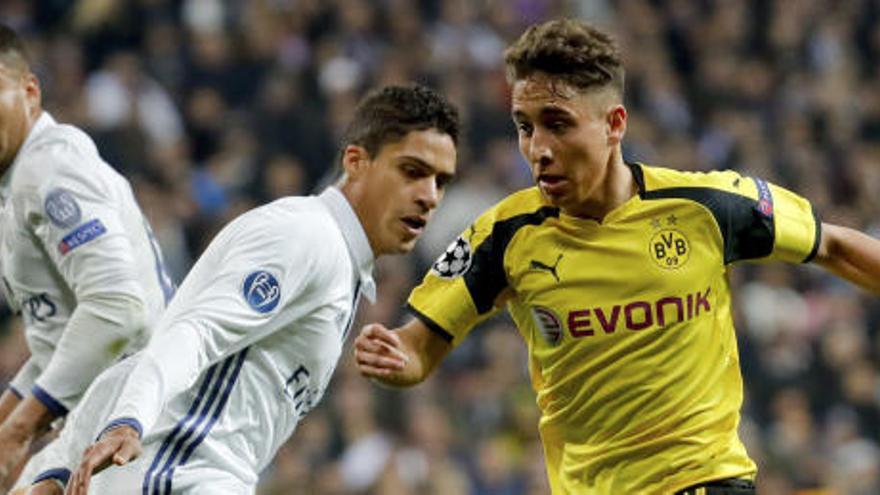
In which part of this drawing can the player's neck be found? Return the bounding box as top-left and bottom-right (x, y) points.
(565, 155), (635, 221)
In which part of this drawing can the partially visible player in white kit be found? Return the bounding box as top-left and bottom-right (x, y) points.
(0, 24), (174, 485)
(16, 84), (459, 494)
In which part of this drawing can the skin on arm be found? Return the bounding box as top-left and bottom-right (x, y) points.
(0, 390), (21, 425)
(354, 318), (453, 387)
(813, 222), (880, 295)
(0, 397), (56, 485)
(66, 425), (141, 495)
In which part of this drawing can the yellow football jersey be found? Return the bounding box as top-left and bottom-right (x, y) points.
(408, 163), (819, 494)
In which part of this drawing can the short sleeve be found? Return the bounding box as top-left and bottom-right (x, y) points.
(720, 174), (820, 264)
(408, 201), (558, 344)
(766, 180), (821, 263)
(643, 170), (821, 265)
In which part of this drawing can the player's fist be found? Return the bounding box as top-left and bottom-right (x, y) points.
(354, 323), (410, 378)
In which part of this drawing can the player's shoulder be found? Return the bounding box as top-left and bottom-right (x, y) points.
(225, 196), (344, 252)
(214, 196), (351, 286)
(257, 196), (337, 231)
(636, 162), (757, 199)
(13, 118), (107, 190)
(23, 119), (98, 164)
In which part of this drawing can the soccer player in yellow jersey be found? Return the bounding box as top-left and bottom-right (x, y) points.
(354, 19), (880, 495)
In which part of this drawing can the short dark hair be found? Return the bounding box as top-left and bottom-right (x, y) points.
(504, 19), (624, 96)
(341, 84), (459, 159)
(0, 24), (30, 73)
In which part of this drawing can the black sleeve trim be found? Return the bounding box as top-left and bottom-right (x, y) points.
(464, 206), (559, 313)
(642, 186), (774, 264)
(406, 303), (455, 343)
(803, 209), (822, 263)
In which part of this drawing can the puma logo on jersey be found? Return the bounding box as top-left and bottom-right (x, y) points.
(530, 254), (563, 282)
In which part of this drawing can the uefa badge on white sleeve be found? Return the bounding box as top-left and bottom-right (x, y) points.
(243, 270), (281, 313)
(431, 235), (472, 279)
(44, 188), (82, 228)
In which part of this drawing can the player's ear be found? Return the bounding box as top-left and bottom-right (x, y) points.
(24, 73), (41, 116)
(606, 104), (626, 145)
(341, 145), (371, 180)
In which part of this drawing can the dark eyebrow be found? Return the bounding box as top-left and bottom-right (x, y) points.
(400, 155), (456, 183)
(512, 106), (573, 122)
(539, 106), (574, 119)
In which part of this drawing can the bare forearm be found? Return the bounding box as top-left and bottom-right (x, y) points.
(0, 390), (22, 425)
(0, 396), (55, 486)
(815, 223), (880, 295)
(0, 395), (54, 444)
(369, 346), (432, 388)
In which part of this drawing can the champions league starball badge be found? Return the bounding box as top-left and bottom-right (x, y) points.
(432, 235), (472, 278)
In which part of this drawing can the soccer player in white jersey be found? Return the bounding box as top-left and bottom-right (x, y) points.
(0, 24), (174, 485)
(17, 84), (459, 494)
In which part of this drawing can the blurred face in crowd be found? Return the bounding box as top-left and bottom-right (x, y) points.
(511, 72), (626, 217)
(342, 128), (456, 255)
(0, 57), (40, 173)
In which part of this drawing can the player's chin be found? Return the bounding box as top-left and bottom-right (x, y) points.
(543, 193), (577, 213)
(394, 237), (418, 254)
(395, 222), (423, 249)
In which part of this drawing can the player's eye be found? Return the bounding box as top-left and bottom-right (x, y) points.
(516, 122), (533, 136)
(401, 164), (425, 179)
(546, 120), (569, 133)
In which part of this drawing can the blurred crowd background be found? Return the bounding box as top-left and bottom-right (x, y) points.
(2, 0), (880, 494)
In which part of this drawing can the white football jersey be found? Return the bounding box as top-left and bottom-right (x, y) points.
(0, 112), (173, 414)
(19, 187), (376, 493)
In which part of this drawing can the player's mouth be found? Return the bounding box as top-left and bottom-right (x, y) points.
(537, 174), (569, 197)
(400, 215), (427, 237)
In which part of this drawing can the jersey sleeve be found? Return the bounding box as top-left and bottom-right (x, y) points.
(18, 143), (144, 300)
(765, 180), (821, 263)
(408, 206), (514, 344)
(720, 173), (820, 264)
(8, 357), (40, 399)
(15, 141), (151, 413)
(639, 167), (820, 265)
(104, 210), (339, 436)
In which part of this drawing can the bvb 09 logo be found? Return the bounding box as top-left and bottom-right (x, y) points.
(650, 229), (690, 269)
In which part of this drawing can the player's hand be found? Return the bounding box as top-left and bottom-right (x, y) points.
(66, 425), (142, 495)
(354, 323), (410, 378)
